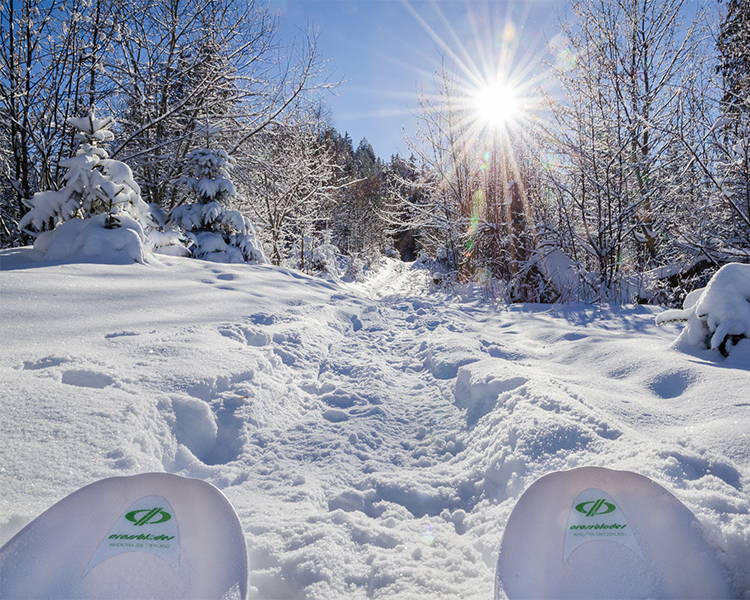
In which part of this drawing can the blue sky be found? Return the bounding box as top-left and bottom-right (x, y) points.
(273, 1), (569, 158)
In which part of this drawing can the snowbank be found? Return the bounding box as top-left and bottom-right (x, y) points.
(656, 263), (750, 356)
(32, 215), (147, 263)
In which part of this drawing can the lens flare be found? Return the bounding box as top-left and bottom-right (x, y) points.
(421, 523), (435, 545)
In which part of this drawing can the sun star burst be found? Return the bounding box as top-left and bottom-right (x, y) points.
(472, 81), (520, 128)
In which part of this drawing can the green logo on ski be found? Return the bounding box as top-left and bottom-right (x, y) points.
(575, 498), (615, 517)
(125, 507), (171, 526)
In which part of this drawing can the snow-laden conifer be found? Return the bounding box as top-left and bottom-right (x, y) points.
(170, 147), (266, 264)
(19, 114), (150, 263)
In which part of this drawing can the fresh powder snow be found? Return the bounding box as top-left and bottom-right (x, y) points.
(0, 252), (748, 598)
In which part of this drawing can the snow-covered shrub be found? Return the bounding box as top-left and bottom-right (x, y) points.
(310, 239), (342, 279)
(283, 229), (349, 279)
(289, 231), (376, 282)
(534, 246), (581, 302)
(146, 204), (190, 257)
(170, 148), (266, 264)
(656, 263), (750, 356)
(19, 114), (150, 262)
(342, 255), (366, 282)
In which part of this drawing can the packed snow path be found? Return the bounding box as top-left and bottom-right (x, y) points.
(1, 252), (749, 598)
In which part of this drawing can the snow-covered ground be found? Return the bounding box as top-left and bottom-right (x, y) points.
(1, 250), (749, 599)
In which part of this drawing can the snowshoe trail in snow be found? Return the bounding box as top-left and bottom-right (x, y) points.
(1, 254), (748, 599)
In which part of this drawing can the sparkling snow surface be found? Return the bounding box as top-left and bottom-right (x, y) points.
(1, 250), (749, 599)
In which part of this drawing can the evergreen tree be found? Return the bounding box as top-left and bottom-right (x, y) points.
(332, 137), (387, 257)
(170, 146), (266, 264)
(19, 113), (150, 262)
(354, 139), (378, 177)
(384, 154), (424, 261)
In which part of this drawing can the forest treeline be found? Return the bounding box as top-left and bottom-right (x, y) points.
(1, 0), (748, 304)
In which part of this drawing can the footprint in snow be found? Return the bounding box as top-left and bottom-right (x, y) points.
(22, 356), (69, 370)
(323, 409), (350, 422)
(247, 313), (276, 326)
(217, 324), (270, 347)
(663, 451), (741, 489)
(558, 332), (587, 342)
(322, 407), (384, 422)
(106, 449), (136, 470)
(169, 393), (246, 467)
(104, 331), (139, 339)
(320, 390), (369, 409)
(648, 370), (695, 399)
(61, 369), (115, 388)
(321, 391), (385, 422)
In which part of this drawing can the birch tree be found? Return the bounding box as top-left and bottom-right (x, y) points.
(109, 0), (322, 210)
(547, 0), (701, 299)
(235, 120), (345, 268)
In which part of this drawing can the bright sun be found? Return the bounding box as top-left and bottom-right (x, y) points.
(472, 82), (520, 128)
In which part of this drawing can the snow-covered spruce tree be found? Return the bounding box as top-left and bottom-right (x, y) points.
(19, 114), (150, 262)
(170, 147), (266, 263)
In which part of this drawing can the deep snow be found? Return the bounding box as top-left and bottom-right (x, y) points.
(1, 250), (748, 599)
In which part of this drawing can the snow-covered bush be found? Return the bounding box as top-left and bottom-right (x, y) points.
(33, 215), (146, 263)
(310, 237), (342, 279)
(283, 228), (381, 282)
(146, 204), (190, 257)
(170, 148), (266, 264)
(342, 254), (367, 282)
(656, 263), (750, 356)
(534, 246), (581, 302)
(19, 114), (150, 263)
